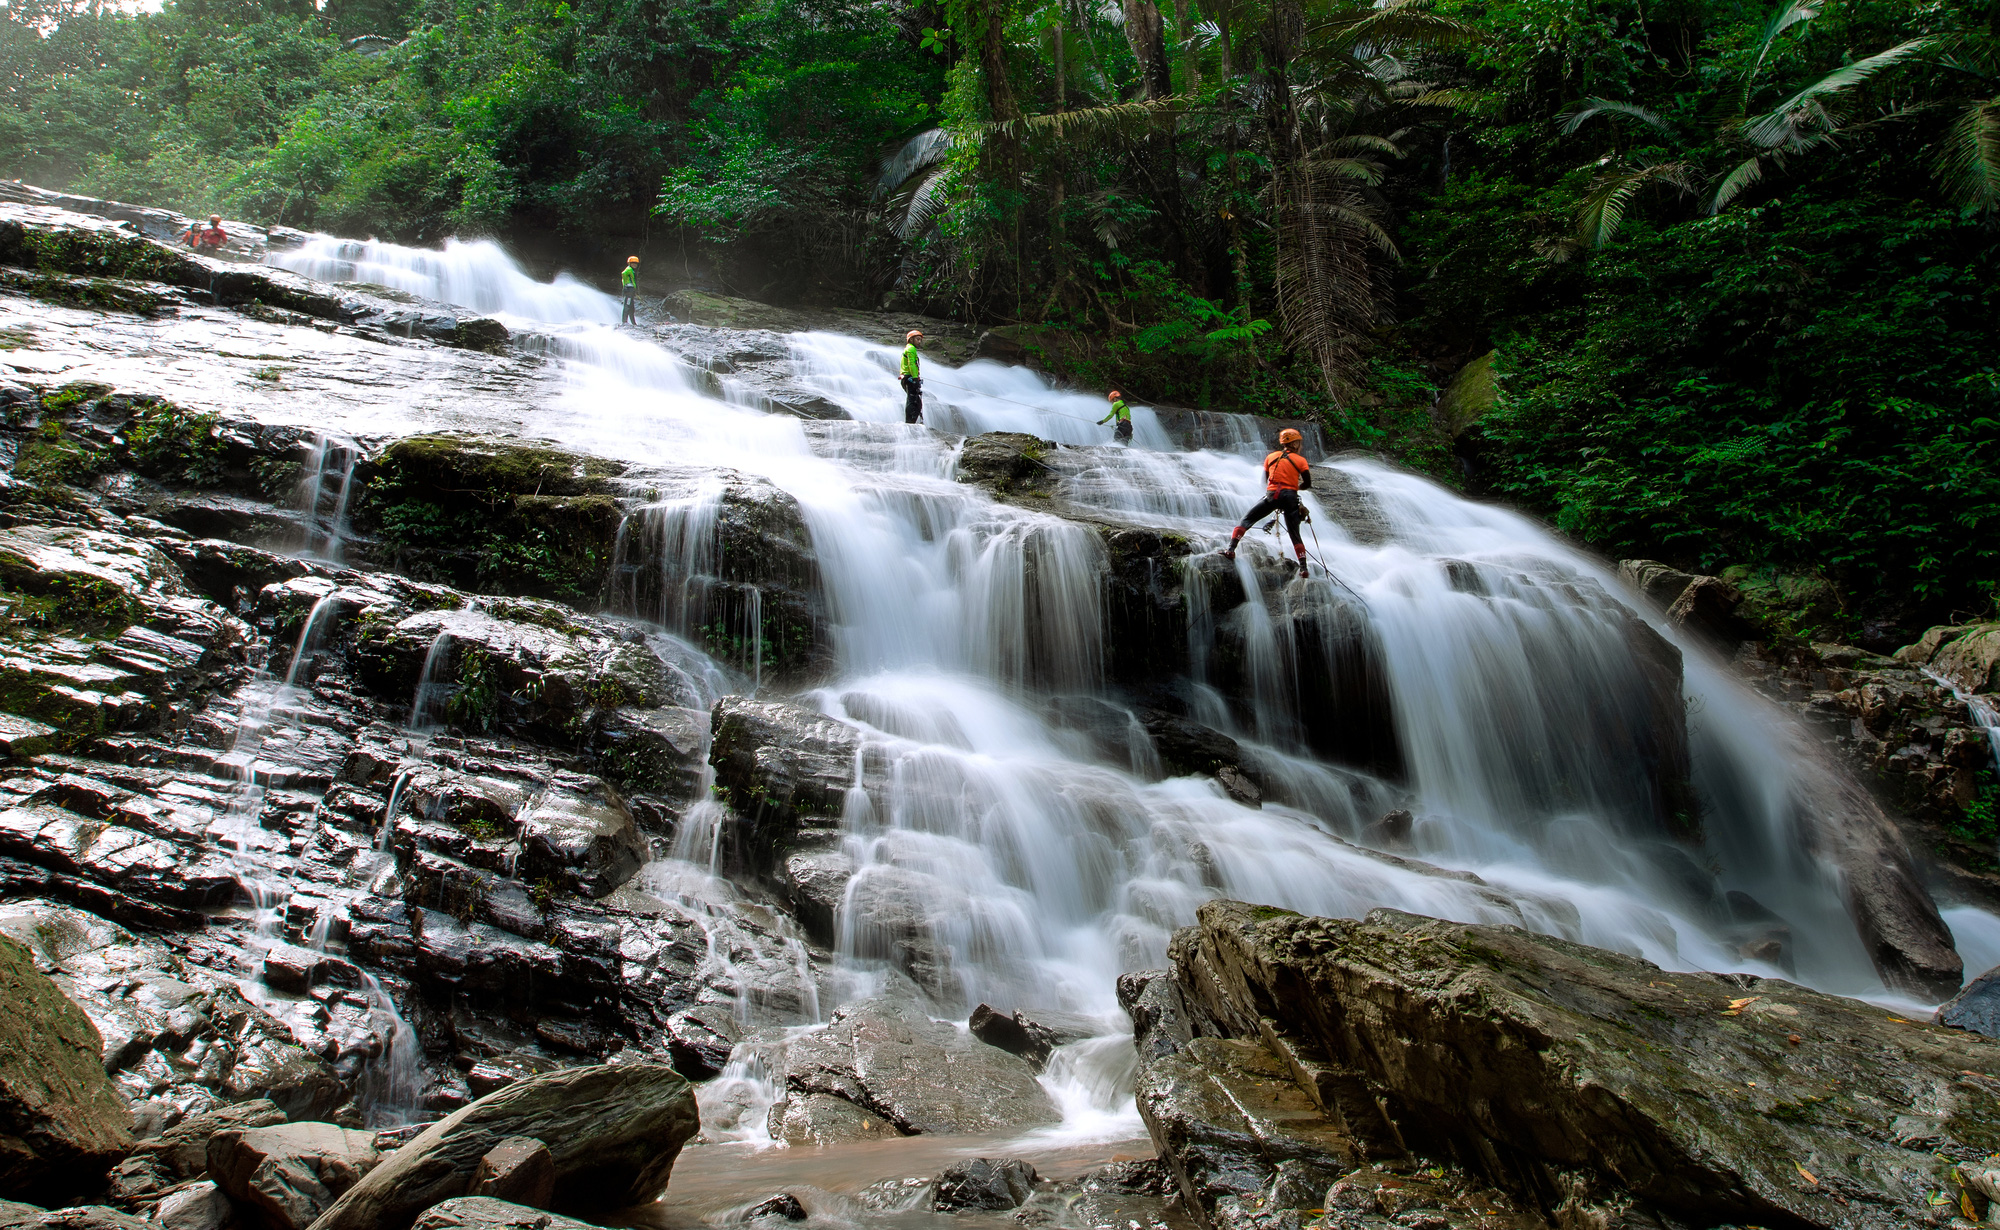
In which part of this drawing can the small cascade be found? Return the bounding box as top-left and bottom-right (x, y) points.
(296, 435), (361, 562)
(408, 630), (456, 730)
(352, 971), (425, 1125)
(1928, 667), (2000, 779)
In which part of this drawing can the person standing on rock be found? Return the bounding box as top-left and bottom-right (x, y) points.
(197, 215), (226, 252)
(1220, 427), (1313, 578)
(1098, 389), (1133, 443)
(900, 329), (925, 424)
(620, 256), (640, 325)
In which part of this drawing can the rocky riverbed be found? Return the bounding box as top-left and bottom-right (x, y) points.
(0, 184), (1995, 1230)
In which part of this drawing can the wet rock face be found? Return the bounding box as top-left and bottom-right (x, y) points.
(310, 1063), (698, 1230)
(966, 1004), (1095, 1069)
(1165, 899), (1999, 1229)
(767, 995), (1060, 1135)
(0, 903), (344, 1127)
(606, 466), (829, 684)
(764, 1091), (895, 1145)
(707, 697), (866, 874)
(0, 932), (133, 1205)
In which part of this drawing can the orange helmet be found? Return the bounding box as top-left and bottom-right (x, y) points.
(1278, 427), (1304, 446)
(1108, 390), (1121, 400)
(209, 215), (221, 223)
(627, 256), (639, 264)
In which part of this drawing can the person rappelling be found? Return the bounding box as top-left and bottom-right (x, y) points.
(900, 330), (924, 424)
(1098, 389), (1132, 442)
(1220, 427), (1314, 578)
(620, 256), (640, 325)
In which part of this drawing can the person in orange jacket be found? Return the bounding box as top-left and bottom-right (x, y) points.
(1220, 427), (1313, 578)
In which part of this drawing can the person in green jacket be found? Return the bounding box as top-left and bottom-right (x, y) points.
(900, 329), (924, 424)
(620, 256), (639, 325)
(1098, 389), (1133, 442)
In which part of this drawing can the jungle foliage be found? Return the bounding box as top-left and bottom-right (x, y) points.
(1, 0), (1995, 632)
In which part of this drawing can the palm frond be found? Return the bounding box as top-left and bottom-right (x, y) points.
(998, 97), (1188, 142)
(1323, 133), (1405, 158)
(892, 168), (953, 240)
(1752, 0), (1822, 79)
(1560, 97), (1674, 137)
(876, 128), (952, 198)
(1574, 161), (1697, 248)
(1404, 87), (1481, 111)
(1296, 154), (1388, 185)
(1308, 0), (1479, 54)
(1935, 98), (2000, 210)
(1708, 156), (1766, 212)
(1738, 38), (1935, 149)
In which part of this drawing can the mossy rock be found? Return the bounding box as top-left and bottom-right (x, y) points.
(0, 932), (134, 1203)
(380, 436), (625, 498)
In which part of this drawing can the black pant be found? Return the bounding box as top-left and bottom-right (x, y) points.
(901, 376), (923, 424)
(1238, 488), (1305, 545)
(621, 290), (638, 324)
(1112, 418), (1132, 441)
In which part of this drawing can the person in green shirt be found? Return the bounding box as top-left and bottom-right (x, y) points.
(900, 330), (924, 424)
(620, 256), (639, 325)
(1098, 389), (1133, 442)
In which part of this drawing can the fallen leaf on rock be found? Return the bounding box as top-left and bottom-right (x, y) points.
(1794, 1161), (1817, 1185)
(1722, 996), (1761, 1015)
(1787, 1034), (1802, 1045)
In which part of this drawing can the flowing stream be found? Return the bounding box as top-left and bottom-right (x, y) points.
(269, 237), (1996, 1140)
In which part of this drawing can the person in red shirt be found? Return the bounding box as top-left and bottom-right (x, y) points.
(1220, 427), (1314, 578)
(197, 215), (227, 252)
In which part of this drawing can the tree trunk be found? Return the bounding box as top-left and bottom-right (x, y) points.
(1122, 0), (1172, 99)
(1170, 0), (1199, 93)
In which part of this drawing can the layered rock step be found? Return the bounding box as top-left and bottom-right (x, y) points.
(1131, 898), (2000, 1230)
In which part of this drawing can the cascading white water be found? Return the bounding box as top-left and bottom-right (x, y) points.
(263, 233), (2000, 1141)
(296, 434), (361, 561)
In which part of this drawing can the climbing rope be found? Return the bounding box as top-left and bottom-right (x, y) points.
(1256, 513), (1369, 608)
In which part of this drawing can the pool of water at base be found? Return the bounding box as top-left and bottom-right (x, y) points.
(619, 1132), (1172, 1230)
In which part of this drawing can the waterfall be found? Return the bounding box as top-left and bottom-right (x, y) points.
(262, 232), (1998, 1138)
(296, 434), (360, 562)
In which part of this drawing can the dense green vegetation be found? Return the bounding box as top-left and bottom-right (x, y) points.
(1, 0), (1995, 634)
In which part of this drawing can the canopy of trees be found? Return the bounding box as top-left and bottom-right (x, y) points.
(2, 0), (1995, 634)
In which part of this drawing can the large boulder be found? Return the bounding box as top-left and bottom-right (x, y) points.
(0, 933), (132, 1204)
(1926, 623), (2000, 694)
(305, 1063), (698, 1230)
(774, 996), (1059, 1135)
(105, 1099), (287, 1211)
(207, 1123), (380, 1230)
(1162, 899), (2000, 1230)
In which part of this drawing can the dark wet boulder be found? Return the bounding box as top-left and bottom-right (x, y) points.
(0, 1207), (153, 1230)
(742, 1193), (808, 1221)
(515, 787), (648, 899)
(1101, 528), (1193, 685)
(307, 1063), (698, 1230)
(1618, 559), (1698, 610)
(105, 1099), (288, 1211)
(774, 995), (1059, 1136)
(931, 1159), (1038, 1211)
(1139, 710), (1263, 806)
(708, 697), (868, 873)
(588, 706), (706, 800)
(0, 932), (132, 1205)
(967, 1004), (1097, 1069)
(1937, 963), (2000, 1038)
(779, 846), (854, 946)
(1162, 899), (2000, 1230)
(764, 1093), (895, 1146)
(207, 1123), (380, 1230)
(955, 432), (1052, 491)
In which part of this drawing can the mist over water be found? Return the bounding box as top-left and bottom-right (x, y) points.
(271, 235), (1991, 1137)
